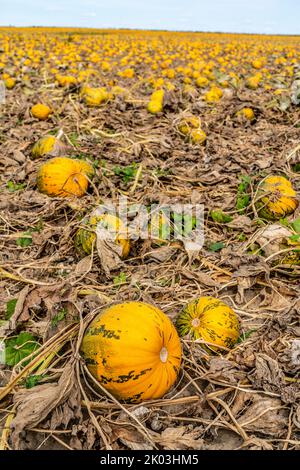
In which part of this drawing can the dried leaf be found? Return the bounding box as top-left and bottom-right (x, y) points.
(11, 362), (81, 449)
(158, 426), (203, 450)
(236, 394), (288, 437)
(96, 234), (123, 276)
(115, 427), (154, 450)
(251, 353), (285, 393)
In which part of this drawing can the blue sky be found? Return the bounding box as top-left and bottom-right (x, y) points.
(1, 0), (300, 34)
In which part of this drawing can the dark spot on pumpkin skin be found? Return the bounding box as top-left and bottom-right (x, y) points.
(89, 324), (120, 340)
(125, 392), (143, 403)
(99, 367), (152, 385)
(84, 357), (97, 365)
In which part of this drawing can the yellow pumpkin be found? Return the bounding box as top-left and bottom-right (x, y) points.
(195, 76), (209, 88)
(190, 128), (207, 144)
(118, 68), (135, 78)
(256, 176), (299, 220)
(147, 99), (163, 114)
(147, 89), (164, 114)
(37, 157), (94, 198)
(178, 116), (201, 135)
(252, 59), (263, 69)
(4, 77), (16, 89)
(75, 213), (130, 257)
(150, 89), (164, 102)
(81, 301), (182, 402)
(274, 238), (300, 267)
(246, 74), (261, 89)
(31, 135), (66, 159)
(56, 74), (77, 87)
(176, 296), (240, 350)
(236, 107), (255, 121)
(111, 85), (128, 98)
(204, 86), (223, 103)
(31, 103), (52, 120)
(178, 116), (206, 144)
(81, 86), (109, 106)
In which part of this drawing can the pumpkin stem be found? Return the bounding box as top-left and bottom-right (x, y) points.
(191, 318), (200, 328)
(160, 347), (168, 363)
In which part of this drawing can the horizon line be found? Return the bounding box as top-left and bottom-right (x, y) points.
(0, 25), (300, 37)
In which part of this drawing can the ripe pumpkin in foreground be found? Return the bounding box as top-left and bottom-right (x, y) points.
(81, 301), (182, 402)
(37, 157), (94, 197)
(256, 175), (299, 220)
(75, 213), (130, 257)
(176, 296), (240, 350)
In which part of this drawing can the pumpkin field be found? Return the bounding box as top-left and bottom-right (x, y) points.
(1, 27), (300, 450)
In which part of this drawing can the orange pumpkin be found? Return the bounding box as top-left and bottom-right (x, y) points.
(81, 301), (182, 402)
(37, 157), (94, 198)
(31, 103), (52, 120)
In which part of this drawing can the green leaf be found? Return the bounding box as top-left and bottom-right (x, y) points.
(292, 217), (300, 234)
(68, 132), (79, 147)
(25, 374), (44, 389)
(237, 175), (251, 193)
(237, 233), (246, 241)
(236, 176), (251, 213)
(289, 234), (300, 243)
(208, 241), (225, 252)
(279, 217), (289, 227)
(237, 329), (257, 343)
(51, 308), (67, 327)
(236, 194), (250, 211)
(92, 159), (100, 169)
(7, 181), (26, 192)
(5, 298), (17, 320)
(5, 332), (39, 367)
(210, 209), (232, 224)
(33, 219), (44, 233)
(48, 128), (59, 136)
(113, 272), (127, 286)
(16, 232), (32, 247)
(113, 163), (137, 183)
